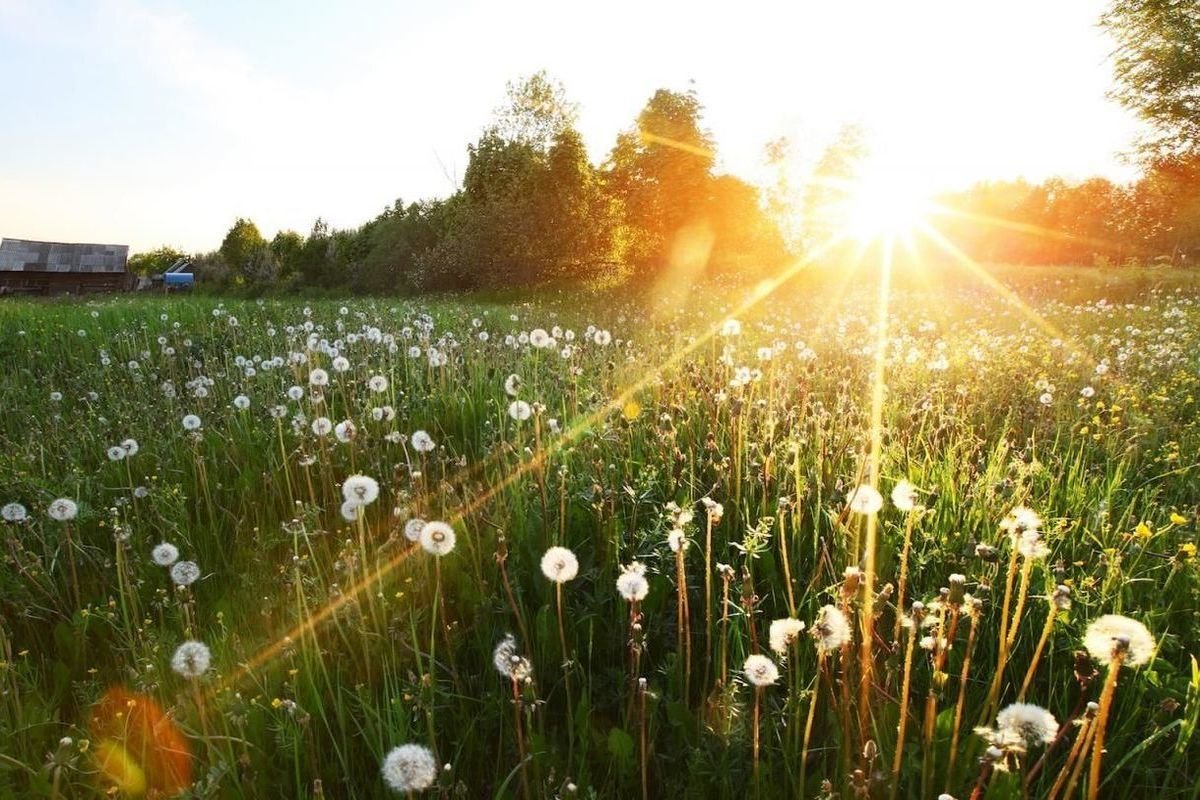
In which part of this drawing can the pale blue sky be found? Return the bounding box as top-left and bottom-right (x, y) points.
(0, 0), (1141, 252)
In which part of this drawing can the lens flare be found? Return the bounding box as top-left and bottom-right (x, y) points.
(89, 688), (192, 797)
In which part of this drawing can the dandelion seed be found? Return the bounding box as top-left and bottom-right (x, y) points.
(170, 560), (201, 587)
(813, 605), (851, 652)
(1084, 614), (1156, 667)
(848, 484), (883, 515)
(769, 618), (806, 654)
(171, 640), (211, 679)
(233, 394), (250, 410)
(2, 502), (28, 522)
(492, 634), (533, 681)
(309, 368), (329, 387)
(120, 438), (139, 457)
(48, 498), (78, 521)
(381, 743), (437, 793)
(419, 521), (456, 556)
(980, 702), (1059, 750)
(891, 480), (919, 512)
(593, 329), (612, 346)
(617, 562), (649, 601)
(334, 420), (357, 442)
(743, 654), (780, 687)
(311, 417), (333, 436)
(182, 414), (202, 431)
(106, 446), (126, 461)
(340, 500), (361, 522)
(1001, 506), (1042, 536)
(540, 546), (579, 583)
(287, 385), (305, 401)
(151, 542), (180, 566)
(411, 430), (435, 453)
(667, 528), (688, 553)
(368, 375), (388, 393)
(404, 518), (426, 542)
(342, 475), (380, 506)
(508, 400), (532, 421)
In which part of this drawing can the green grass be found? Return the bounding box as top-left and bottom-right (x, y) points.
(1, 267), (1198, 799)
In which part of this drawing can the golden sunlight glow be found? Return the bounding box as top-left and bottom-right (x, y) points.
(840, 168), (933, 242)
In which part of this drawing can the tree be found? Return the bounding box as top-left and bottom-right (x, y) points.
(219, 218), (275, 285)
(801, 124), (867, 251)
(1102, 0), (1200, 158)
(606, 87), (716, 269)
(127, 246), (187, 277)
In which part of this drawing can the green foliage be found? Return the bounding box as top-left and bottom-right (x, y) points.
(219, 217), (275, 286)
(126, 246), (187, 277)
(1102, 0), (1200, 159)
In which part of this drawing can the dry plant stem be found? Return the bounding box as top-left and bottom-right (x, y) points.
(984, 542), (1023, 720)
(858, 512), (879, 747)
(1047, 713), (1095, 800)
(675, 549), (690, 698)
(798, 652), (826, 796)
(720, 575), (732, 687)
(1006, 557), (1035, 649)
(752, 686), (762, 779)
(511, 677), (531, 800)
(1087, 655), (1124, 800)
(639, 681), (649, 800)
(968, 761), (994, 800)
(778, 510), (796, 617)
(1061, 717), (1099, 800)
(893, 512), (915, 644)
(703, 514), (714, 691)
(945, 613), (979, 791)
(889, 621), (918, 799)
(1018, 604), (1058, 702)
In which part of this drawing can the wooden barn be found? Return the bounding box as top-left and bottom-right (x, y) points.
(0, 238), (133, 295)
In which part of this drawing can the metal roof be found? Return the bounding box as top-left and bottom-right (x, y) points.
(0, 238), (129, 273)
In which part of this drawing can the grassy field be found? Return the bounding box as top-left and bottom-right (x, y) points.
(1, 266), (1198, 799)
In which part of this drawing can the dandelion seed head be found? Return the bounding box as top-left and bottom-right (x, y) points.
(743, 654), (780, 687)
(411, 430), (435, 453)
(419, 521), (456, 556)
(848, 484), (883, 515)
(769, 618), (806, 654)
(891, 480), (919, 512)
(170, 560), (200, 587)
(2, 502), (28, 522)
(171, 640), (211, 679)
(617, 562), (649, 601)
(152, 542), (180, 566)
(381, 743), (437, 793)
(813, 605), (851, 652)
(48, 498), (78, 521)
(540, 546), (579, 583)
(1084, 614), (1156, 667)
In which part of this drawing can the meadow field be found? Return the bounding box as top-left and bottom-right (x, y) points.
(1, 266), (1198, 799)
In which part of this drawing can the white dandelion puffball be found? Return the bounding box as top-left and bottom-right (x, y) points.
(769, 618), (806, 654)
(995, 703), (1059, 748)
(340, 500), (362, 522)
(504, 373), (522, 397)
(121, 438), (139, 457)
(309, 367), (329, 387)
(381, 743), (437, 793)
(891, 480), (919, 512)
(492, 634), (534, 682)
(617, 562), (649, 602)
(404, 518), (427, 542)
(171, 640), (211, 679)
(152, 542), (180, 566)
(508, 400), (532, 421)
(1084, 614), (1156, 667)
(743, 654), (780, 687)
(233, 394), (250, 410)
(334, 420), (357, 442)
(332, 356), (350, 373)
(1002, 506), (1043, 536)
(814, 605), (852, 652)
(594, 329), (612, 346)
(368, 375), (388, 393)
(170, 560), (201, 587)
(540, 546), (579, 583)
(48, 498), (78, 522)
(411, 430), (435, 453)
(419, 521), (456, 556)
(311, 417), (333, 436)
(106, 445), (126, 461)
(182, 414), (202, 431)
(2, 502), (28, 522)
(848, 485), (883, 515)
(287, 385), (305, 401)
(342, 474), (380, 506)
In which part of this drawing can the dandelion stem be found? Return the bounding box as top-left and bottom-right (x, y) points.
(1087, 653), (1124, 800)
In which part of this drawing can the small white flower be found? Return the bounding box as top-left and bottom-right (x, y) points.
(743, 654), (780, 686)
(152, 542), (180, 566)
(848, 484), (883, 515)
(48, 498), (78, 521)
(617, 562), (649, 601)
(1084, 614), (1156, 667)
(540, 546), (579, 583)
(769, 618), (806, 654)
(419, 521), (456, 556)
(171, 640), (211, 679)
(381, 743), (438, 793)
(170, 560), (201, 587)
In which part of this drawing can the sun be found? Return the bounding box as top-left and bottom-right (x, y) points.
(840, 168), (934, 242)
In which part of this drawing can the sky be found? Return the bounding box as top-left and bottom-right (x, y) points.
(0, 0), (1144, 253)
